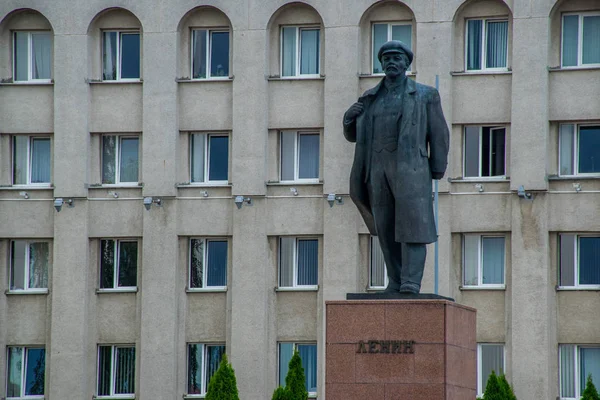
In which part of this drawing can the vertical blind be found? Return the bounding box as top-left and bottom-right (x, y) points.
(298, 344), (318, 393)
(205, 345), (226, 389)
(191, 133), (205, 182)
(582, 16), (600, 65)
(300, 29), (319, 75)
(580, 348), (600, 394)
(119, 137), (139, 183)
(210, 31), (230, 77)
(31, 138), (51, 183)
(297, 239), (318, 286)
(562, 15), (579, 67)
(120, 33), (140, 79)
(298, 133), (319, 179)
(278, 343), (294, 387)
(482, 237), (504, 285)
(97, 346), (113, 395)
(559, 124), (575, 175)
(115, 347), (135, 394)
(282, 27), (296, 76)
(370, 236), (386, 287)
(560, 345), (576, 397)
(463, 235), (479, 285)
(280, 131), (296, 181)
(480, 344), (504, 392)
(279, 237), (295, 287)
(208, 136), (229, 181)
(579, 237), (600, 285)
(467, 20), (483, 70)
(14, 32), (29, 81)
(486, 21), (508, 68)
(207, 240), (227, 286)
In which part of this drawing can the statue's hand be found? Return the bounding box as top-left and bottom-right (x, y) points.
(345, 102), (364, 121)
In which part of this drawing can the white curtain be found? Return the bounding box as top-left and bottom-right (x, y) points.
(482, 237), (504, 285)
(559, 234), (576, 287)
(486, 21), (508, 68)
(13, 136), (28, 184)
(480, 344), (504, 391)
(191, 133), (205, 182)
(10, 241), (26, 290)
(103, 32), (116, 80)
(559, 124), (575, 176)
(280, 132), (295, 181)
(467, 20), (482, 70)
(582, 16), (600, 65)
(31, 138), (51, 183)
(562, 15), (579, 67)
(192, 30), (207, 79)
(279, 237), (295, 287)
(463, 235), (479, 285)
(32, 33), (51, 79)
(300, 29), (319, 75)
(281, 27), (296, 76)
(102, 136), (116, 184)
(297, 239), (318, 286)
(298, 133), (319, 179)
(119, 137), (139, 183)
(298, 344), (317, 393)
(190, 239), (204, 288)
(7, 347), (23, 397)
(560, 345), (576, 398)
(370, 236), (386, 287)
(29, 242), (49, 289)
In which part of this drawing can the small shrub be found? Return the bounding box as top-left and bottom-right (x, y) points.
(271, 350), (308, 400)
(205, 354), (240, 400)
(582, 374), (600, 400)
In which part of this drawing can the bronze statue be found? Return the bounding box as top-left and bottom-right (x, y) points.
(343, 40), (449, 294)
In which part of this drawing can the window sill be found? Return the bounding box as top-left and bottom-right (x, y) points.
(92, 396), (135, 400)
(450, 70), (512, 76)
(448, 177), (509, 183)
(96, 288), (138, 294)
(267, 75), (325, 81)
(548, 175), (600, 181)
(556, 286), (600, 291)
(5, 289), (49, 295)
(358, 71), (416, 78)
(87, 184), (143, 189)
(176, 183), (232, 188)
(267, 180), (323, 186)
(87, 79), (143, 85)
(0, 80), (53, 86)
(185, 287), (227, 293)
(275, 286), (319, 292)
(176, 77), (233, 83)
(459, 286), (505, 291)
(548, 66), (600, 73)
(0, 185), (54, 190)
(183, 395), (206, 399)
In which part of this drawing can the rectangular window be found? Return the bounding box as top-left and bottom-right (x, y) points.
(187, 344), (225, 396)
(189, 238), (228, 289)
(100, 240), (138, 290)
(279, 237), (318, 288)
(190, 133), (229, 183)
(559, 344), (600, 399)
(466, 19), (508, 71)
(13, 31), (51, 82)
(281, 26), (320, 77)
(477, 343), (504, 396)
(369, 236), (388, 289)
(280, 131), (320, 182)
(463, 234), (505, 288)
(278, 343), (317, 395)
(559, 124), (600, 176)
(97, 345), (136, 398)
(12, 136), (51, 185)
(372, 22), (412, 74)
(559, 234), (600, 288)
(191, 29), (230, 79)
(10, 240), (49, 292)
(6, 347), (45, 399)
(102, 31), (140, 81)
(101, 135), (139, 185)
(463, 126), (506, 178)
(562, 13), (600, 68)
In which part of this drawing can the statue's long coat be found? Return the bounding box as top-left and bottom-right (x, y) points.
(343, 78), (449, 244)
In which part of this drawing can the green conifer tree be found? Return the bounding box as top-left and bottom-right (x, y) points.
(205, 354), (240, 400)
(272, 386), (290, 400)
(483, 370), (503, 400)
(286, 350), (308, 400)
(582, 374), (600, 400)
(498, 374), (517, 400)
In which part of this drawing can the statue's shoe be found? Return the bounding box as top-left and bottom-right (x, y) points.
(398, 282), (420, 294)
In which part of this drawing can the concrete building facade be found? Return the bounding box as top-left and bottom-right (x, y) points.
(0, 0), (599, 399)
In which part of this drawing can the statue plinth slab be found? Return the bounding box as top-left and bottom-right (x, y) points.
(325, 299), (476, 400)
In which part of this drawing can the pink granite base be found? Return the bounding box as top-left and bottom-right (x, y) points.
(326, 300), (476, 400)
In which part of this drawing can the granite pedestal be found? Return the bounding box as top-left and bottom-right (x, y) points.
(326, 298), (476, 400)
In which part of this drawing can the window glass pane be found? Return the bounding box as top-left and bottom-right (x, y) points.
(391, 25), (412, 72)
(279, 237), (294, 287)
(560, 234), (576, 287)
(481, 127), (491, 177)
(562, 15), (579, 67)
(578, 126), (600, 174)
(298, 344), (317, 393)
(560, 345), (576, 398)
(582, 16), (600, 65)
(100, 240), (115, 289)
(31, 32), (51, 79)
(298, 133), (319, 179)
(370, 236), (386, 287)
(490, 128), (505, 176)
(282, 27), (297, 77)
(14, 32), (29, 81)
(190, 239), (204, 289)
(120, 33), (140, 79)
(579, 237), (600, 285)
(559, 124), (575, 175)
(279, 343), (294, 387)
(7, 347), (23, 397)
(25, 348), (45, 395)
(191, 134), (205, 183)
(31, 138), (51, 183)
(118, 241), (138, 287)
(580, 347), (600, 392)
(280, 131), (295, 181)
(103, 32), (117, 80)
(467, 20), (483, 70)
(10, 240), (26, 290)
(482, 237), (504, 285)
(102, 136), (116, 184)
(119, 137), (139, 183)
(210, 31), (229, 77)
(464, 126), (480, 177)
(13, 135), (28, 184)
(463, 235), (479, 285)
(300, 29), (319, 75)
(207, 240), (227, 287)
(297, 239), (318, 286)
(188, 344), (203, 394)
(29, 242), (49, 289)
(208, 136), (229, 181)
(480, 344), (504, 392)
(115, 347), (135, 394)
(192, 30), (207, 79)
(205, 345), (225, 390)
(486, 21), (508, 68)
(372, 24), (388, 74)
(97, 346), (112, 396)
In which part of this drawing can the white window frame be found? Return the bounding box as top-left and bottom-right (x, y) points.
(101, 30), (140, 82)
(9, 240), (50, 294)
(462, 234), (506, 289)
(462, 126), (507, 180)
(464, 18), (509, 72)
(11, 135), (52, 187)
(12, 31), (52, 83)
(477, 343), (505, 396)
(99, 239), (138, 291)
(368, 235), (388, 290)
(5, 346), (46, 400)
(371, 22), (413, 75)
(559, 234), (600, 289)
(189, 133), (229, 185)
(190, 28), (230, 80)
(101, 134), (140, 186)
(279, 131), (320, 183)
(188, 238), (228, 291)
(277, 342), (318, 397)
(558, 123), (600, 177)
(186, 343), (226, 397)
(561, 12), (600, 69)
(278, 237), (319, 290)
(96, 345), (135, 399)
(279, 25), (321, 78)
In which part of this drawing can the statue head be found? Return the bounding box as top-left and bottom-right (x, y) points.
(377, 40), (413, 79)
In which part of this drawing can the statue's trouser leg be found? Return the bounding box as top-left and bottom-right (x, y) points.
(399, 243), (427, 289)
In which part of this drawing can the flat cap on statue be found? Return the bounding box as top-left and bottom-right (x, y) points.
(377, 40), (413, 65)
